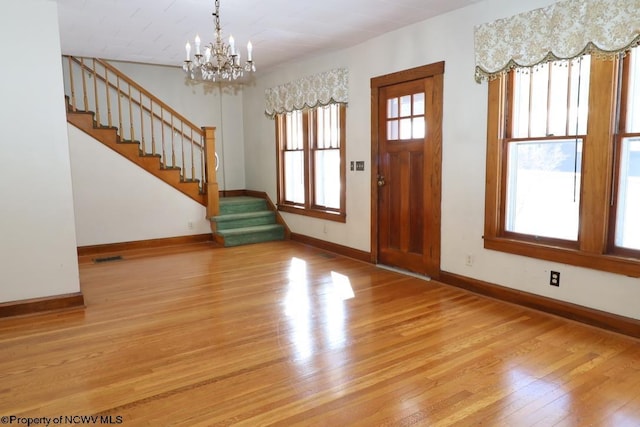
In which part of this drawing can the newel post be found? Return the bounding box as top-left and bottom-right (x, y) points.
(203, 126), (219, 218)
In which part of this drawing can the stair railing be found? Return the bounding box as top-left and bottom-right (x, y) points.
(62, 56), (218, 213)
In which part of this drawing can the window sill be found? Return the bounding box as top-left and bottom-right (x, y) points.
(484, 236), (640, 278)
(278, 204), (346, 223)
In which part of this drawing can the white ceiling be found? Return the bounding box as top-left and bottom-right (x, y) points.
(55, 0), (481, 72)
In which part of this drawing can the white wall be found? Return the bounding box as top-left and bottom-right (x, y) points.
(242, 0), (640, 319)
(0, 0), (80, 302)
(68, 126), (211, 246)
(105, 61), (246, 191)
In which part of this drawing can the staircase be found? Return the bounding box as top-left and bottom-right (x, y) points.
(211, 197), (285, 246)
(62, 55), (287, 248)
(66, 106), (205, 205)
(61, 55), (213, 207)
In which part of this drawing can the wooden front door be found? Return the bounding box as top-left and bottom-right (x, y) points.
(371, 63), (443, 278)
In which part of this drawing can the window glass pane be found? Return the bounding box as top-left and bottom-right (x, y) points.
(529, 63), (550, 137)
(569, 56), (590, 135)
(400, 95), (411, 117)
(413, 93), (425, 115)
(548, 63), (569, 136)
(317, 106), (325, 148)
(286, 111), (303, 150)
(512, 57), (590, 138)
(412, 117), (425, 139)
(615, 137), (640, 250)
(387, 98), (399, 119)
(316, 104), (340, 149)
(399, 118), (412, 140)
(505, 139), (582, 240)
(315, 149), (341, 209)
(284, 151), (304, 204)
(387, 120), (398, 140)
(627, 47), (640, 132)
(330, 104), (339, 148)
(513, 71), (531, 138)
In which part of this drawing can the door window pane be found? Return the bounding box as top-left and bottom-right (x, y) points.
(505, 139), (582, 240)
(399, 118), (412, 140)
(400, 95), (412, 117)
(413, 93), (425, 115)
(412, 118), (425, 139)
(387, 120), (399, 140)
(387, 98), (399, 119)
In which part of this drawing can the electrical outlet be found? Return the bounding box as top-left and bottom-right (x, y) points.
(550, 270), (560, 286)
(465, 254), (473, 266)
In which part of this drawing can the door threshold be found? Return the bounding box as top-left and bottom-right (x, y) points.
(376, 264), (431, 281)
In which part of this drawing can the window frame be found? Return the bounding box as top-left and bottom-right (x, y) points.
(276, 104), (346, 222)
(484, 55), (640, 277)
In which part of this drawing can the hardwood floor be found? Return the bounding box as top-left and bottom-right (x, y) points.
(1, 241), (639, 426)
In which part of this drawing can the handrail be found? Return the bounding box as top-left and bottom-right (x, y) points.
(66, 56), (204, 150)
(61, 55), (218, 208)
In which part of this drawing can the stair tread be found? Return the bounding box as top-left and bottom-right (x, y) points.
(216, 224), (283, 236)
(219, 196), (265, 204)
(212, 211), (274, 222)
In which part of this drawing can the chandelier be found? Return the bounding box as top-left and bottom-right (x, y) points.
(183, 0), (255, 82)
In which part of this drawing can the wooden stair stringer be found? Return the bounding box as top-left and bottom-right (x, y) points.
(66, 110), (206, 206)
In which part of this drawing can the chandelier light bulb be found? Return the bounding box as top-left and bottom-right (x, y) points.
(194, 35), (201, 55)
(247, 41), (252, 61)
(185, 41), (191, 60)
(229, 35), (235, 55)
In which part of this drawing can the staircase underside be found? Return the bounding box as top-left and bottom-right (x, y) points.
(66, 109), (206, 205)
(212, 196), (285, 247)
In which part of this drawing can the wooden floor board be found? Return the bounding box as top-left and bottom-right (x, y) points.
(1, 240), (639, 425)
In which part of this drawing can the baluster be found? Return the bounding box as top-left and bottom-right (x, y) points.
(161, 108), (167, 168)
(117, 76), (123, 133)
(139, 91), (146, 153)
(92, 59), (101, 125)
(128, 85), (135, 141)
(150, 100), (156, 156)
(201, 132), (206, 192)
(67, 56), (77, 111)
(190, 128), (196, 183)
(105, 69), (112, 127)
(171, 116), (176, 167)
(181, 122), (186, 181)
(80, 58), (88, 111)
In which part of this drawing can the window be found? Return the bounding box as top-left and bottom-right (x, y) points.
(386, 92), (425, 140)
(611, 47), (640, 254)
(276, 103), (346, 222)
(484, 47), (640, 276)
(504, 57), (589, 242)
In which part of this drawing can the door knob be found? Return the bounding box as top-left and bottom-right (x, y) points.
(377, 175), (385, 187)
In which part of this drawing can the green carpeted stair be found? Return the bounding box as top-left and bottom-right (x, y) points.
(211, 196), (285, 247)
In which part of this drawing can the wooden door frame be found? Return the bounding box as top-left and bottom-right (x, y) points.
(370, 62), (444, 279)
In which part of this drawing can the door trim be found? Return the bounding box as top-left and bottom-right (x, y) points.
(370, 62), (444, 279)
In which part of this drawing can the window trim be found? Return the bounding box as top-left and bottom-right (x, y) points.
(484, 56), (640, 277)
(276, 104), (347, 223)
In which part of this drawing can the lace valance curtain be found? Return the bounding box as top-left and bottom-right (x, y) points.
(474, 0), (640, 82)
(264, 68), (348, 118)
